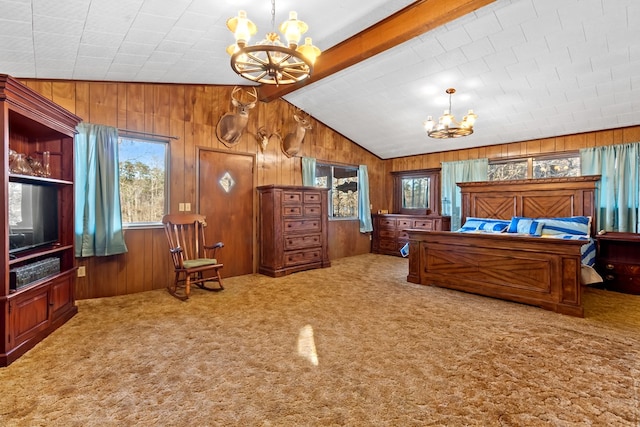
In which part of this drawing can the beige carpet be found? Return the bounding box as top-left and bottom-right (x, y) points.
(1, 254), (639, 426)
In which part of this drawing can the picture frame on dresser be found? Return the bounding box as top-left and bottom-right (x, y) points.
(391, 168), (441, 215)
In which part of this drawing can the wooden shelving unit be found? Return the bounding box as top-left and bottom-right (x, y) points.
(1, 74), (82, 366)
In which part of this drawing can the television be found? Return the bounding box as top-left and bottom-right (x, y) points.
(8, 182), (59, 254)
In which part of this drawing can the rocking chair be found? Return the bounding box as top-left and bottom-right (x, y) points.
(162, 214), (224, 300)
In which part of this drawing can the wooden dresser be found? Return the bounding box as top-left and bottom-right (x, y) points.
(595, 232), (640, 294)
(258, 185), (331, 277)
(371, 214), (451, 256)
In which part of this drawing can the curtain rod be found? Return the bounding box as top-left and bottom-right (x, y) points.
(117, 128), (179, 140)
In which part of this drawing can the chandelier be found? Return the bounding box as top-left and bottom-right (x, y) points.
(423, 88), (478, 139)
(226, 0), (321, 86)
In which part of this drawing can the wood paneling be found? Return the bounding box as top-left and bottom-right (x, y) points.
(23, 78), (640, 299)
(24, 79), (384, 299)
(388, 125), (640, 211)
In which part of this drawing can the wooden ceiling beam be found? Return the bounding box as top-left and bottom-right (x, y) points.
(258, 0), (495, 102)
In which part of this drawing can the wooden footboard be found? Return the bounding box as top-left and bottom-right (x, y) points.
(406, 231), (585, 317)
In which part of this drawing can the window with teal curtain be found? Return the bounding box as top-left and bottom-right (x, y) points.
(441, 159), (489, 230)
(358, 165), (373, 233)
(74, 123), (128, 257)
(301, 156), (316, 186)
(580, 143), (639, 232)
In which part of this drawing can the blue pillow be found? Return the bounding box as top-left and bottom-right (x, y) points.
(508, 217), (544, 236)
(458, 217), (510, 233)
(538, 216), (591, 237)
(544, 234), (595, 266)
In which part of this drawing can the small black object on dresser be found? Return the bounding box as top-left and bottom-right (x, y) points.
(595, 232), (640, 295)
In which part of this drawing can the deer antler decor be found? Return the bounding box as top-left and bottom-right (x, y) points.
(255, 126), (282, 153)
(282, 111), (312, 158)
(216, 86), (258, 147)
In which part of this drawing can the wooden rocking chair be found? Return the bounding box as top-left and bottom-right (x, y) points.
(162, 214), (224, 300)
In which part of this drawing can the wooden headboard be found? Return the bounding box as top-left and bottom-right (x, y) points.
(458, 175), (600, 236)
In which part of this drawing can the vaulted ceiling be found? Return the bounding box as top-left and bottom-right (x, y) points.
(1, 0), (638, 159)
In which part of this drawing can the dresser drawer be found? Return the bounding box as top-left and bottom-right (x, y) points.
(379, 239), (397, 251)
(304, 192), (322, 203)
(283, 206), (302, 216)
(398, 219), (412, 228)
(378, 218), (397, 228)
(285, 234), (321, 250)
(283, 191), (302, 204)
(284, 219), (321, 233)
(304, 204), (322, 216)
(413, 219), (435, 230)
(379, 229), (395, 239)
(598, 262), (640, 276)
(284, 248), (322, 266)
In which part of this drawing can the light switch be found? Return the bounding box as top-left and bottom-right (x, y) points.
(179, 203), (185, 211)
(185, 203), (191, 211)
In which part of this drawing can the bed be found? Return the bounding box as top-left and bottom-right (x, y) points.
(406, 175), (601, 317)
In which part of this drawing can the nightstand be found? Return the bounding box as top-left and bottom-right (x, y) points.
(595, 232), (640, 294)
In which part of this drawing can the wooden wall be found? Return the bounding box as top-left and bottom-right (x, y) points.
(22, 79), (640, 299)
(382, 126), (640, 210)
(23, 80), (383, 299)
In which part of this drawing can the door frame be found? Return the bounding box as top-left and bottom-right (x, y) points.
(195, 147), (258, 273)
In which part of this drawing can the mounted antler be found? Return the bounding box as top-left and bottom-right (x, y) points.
(256, 126), (269, 152)
(282, 111), (312, 158)
(216, 86), (258, 147)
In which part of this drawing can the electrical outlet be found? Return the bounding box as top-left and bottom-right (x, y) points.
(179, 203), (185, 212)
(185, 203), (191, 211)
(77, 266), (86, 277)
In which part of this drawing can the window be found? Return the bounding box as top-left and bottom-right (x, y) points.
(315, 163), (359, 219)
(118, 137), (169, 225)
(488, 153), (580, 181)
(392, 169), (441, 215)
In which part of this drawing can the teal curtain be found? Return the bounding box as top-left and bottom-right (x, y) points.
(302, 156), (316, 186)
(580, 143), (639, 232)
(441, 159), (488, 230)
(74, 123), (128, 257)
(358, 165), (373, 233)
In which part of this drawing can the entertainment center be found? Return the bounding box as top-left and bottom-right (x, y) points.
(1, 74), (82, 366)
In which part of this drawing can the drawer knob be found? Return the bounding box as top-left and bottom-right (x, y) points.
(605, 264), (614, 270)
(605, 274), (615, 281)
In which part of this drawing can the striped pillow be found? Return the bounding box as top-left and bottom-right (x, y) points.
(457, 217), (510, 233)
(542, 234), (596, 266)
(507, 217), (544, 236)
(538, 216), (591, 237)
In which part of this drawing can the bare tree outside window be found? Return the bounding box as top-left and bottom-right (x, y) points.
(315, 163), (359, 219)
(489, 154), (580, 181)
(118, 137), (168, 224)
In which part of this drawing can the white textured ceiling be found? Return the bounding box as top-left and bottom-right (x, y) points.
(1, 0), (639, 159)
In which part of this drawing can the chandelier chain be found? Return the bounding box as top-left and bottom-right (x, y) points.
(271, 0), (276, 32)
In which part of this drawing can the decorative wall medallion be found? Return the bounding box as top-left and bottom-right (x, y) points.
(219, 172), (235, 193)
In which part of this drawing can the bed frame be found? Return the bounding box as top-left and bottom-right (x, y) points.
(406, 175), (600, 317)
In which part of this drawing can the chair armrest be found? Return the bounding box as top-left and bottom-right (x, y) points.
(204, 242), (224, 250)
(203, 241), (223, 259)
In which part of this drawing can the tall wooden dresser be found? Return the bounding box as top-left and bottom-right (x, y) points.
(595, 232), (640, 294)
(258, 185), (331, 277)
(371, 214), (451, 256)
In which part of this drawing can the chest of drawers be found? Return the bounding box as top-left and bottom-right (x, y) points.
(258, 185), (331, 277)
(371, 214), (451, 256)
(595, 232), (640, 294)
